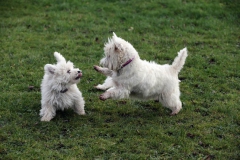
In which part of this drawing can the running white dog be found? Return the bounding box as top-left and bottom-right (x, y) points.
(94, 33), (188, 115)
(40, 52), (85, 121)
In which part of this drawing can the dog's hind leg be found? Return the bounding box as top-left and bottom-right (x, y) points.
(169, 100), (182, 115)
(159, 91), (182, 115)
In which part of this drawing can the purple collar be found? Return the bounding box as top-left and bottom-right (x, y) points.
(119, 57), (135, 70)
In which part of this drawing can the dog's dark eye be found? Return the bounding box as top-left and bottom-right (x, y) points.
(67, 70), (71, 73)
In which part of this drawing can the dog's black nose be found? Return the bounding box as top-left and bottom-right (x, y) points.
(78, 70), (82, 73)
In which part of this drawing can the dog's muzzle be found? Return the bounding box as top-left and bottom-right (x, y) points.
(75, 71), (82, 80)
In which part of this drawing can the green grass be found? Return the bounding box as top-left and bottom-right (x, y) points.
(0, 0), (239, 159)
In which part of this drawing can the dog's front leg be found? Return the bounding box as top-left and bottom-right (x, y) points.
(73, 96), (86, 115)
(40, 104), (56, 121)
(95, 76), (114, 90)
(99, 87), (130, 100)
(94, 65), (113, 77)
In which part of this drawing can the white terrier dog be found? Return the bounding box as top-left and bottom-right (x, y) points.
(40, 52), (85, 121)
(94, 33), (188, 115)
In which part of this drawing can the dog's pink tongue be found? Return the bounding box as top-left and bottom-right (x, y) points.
(78, 73), (82, 77)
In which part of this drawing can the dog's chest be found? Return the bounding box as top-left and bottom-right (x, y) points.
(52, 93), (74, 109)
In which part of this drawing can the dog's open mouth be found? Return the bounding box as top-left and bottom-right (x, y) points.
(75, 73), (82, 80)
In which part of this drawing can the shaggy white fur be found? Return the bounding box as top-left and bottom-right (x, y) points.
(40, 52), (85, 121)
(94, 33), (188, 115)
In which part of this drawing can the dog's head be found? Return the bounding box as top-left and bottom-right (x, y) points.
(100, 32), (139, 71)
(44, 52), (82, 85)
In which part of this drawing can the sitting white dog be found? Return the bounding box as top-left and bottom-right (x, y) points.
(94, 33), (188, 115)
(40, 52), (85, 121)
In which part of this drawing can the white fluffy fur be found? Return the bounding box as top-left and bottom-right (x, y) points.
(94, 33), (188, 115)
(40, 52), (85, 121)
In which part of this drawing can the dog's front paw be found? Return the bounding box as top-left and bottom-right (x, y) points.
(94, 84), (106, 90)
(99, 94), (107, 101)
(94, 65), (102, 73)
(99, 93), (109, 101)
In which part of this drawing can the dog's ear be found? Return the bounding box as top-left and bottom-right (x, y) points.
(54, 52), (66, 63)
(112, 32), (124, 53)
(114, 43), (124, 53)
(112, 32), (118, 42)
(44, 64), (56, 74)
(113, 32), (117, 38)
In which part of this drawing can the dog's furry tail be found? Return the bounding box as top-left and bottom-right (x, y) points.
(171, 48), (188, 73)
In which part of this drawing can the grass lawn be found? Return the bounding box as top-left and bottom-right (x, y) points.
(0, 0), (239, 159)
